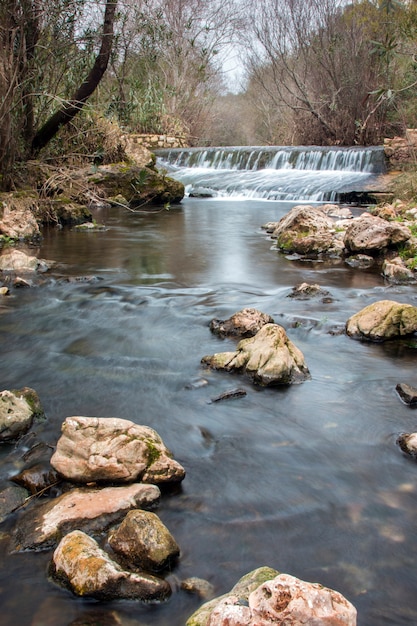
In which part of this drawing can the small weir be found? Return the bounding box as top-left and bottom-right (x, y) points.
(156, 145), (387, 202)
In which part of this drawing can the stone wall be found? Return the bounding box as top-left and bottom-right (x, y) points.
(129, 133), (188, 149)
(384, 129), (417, 169)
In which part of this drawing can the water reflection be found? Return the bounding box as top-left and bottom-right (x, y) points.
(0, 198), (417, 625)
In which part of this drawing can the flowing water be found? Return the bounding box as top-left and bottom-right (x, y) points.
(156, 145), (387, 202)
(0, 147), (417, 626)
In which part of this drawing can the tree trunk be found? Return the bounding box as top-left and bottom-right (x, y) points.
(30, 0), (117, 155)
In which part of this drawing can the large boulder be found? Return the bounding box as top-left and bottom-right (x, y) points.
(345, 300), (417, 341)
(344, 214), (410, 254)
(270, 205), (338, 255)
(50, 416), (185, 484)
(12, 483), (160, 551)
(209, 308), (274, 338)
(187, 567), (280, 626)
(0, 387), (44, 442)
(108, 510), (180, 572)
(186, 568), (357, 626)
(201, 323), (310, 386)
(51, 530), (171, 601)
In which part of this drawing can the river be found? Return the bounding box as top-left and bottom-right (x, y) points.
(0, 148), (416, 625)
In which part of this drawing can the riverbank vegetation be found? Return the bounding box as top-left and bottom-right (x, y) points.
(1, 0), (417, 194)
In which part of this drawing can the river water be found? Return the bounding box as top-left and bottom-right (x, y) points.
(0, 150), (417, 625)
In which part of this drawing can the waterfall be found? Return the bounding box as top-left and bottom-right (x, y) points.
(155, 145), (387, 202)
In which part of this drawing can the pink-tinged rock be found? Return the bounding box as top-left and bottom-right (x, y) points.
(205, 574), (356, 626)
(108, 509), (180, 571)
(209, 308), (274, 338)
(248, 574), (357, 625)
(50, 416), (185, 484)
(346, 300), (417, 341)
(202, 324), (310, 386)
(12, 482), (160, 551)
(52, 530), (171, 601)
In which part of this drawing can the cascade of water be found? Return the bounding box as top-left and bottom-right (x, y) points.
(156, 145), (387, 174)
(155, 145), (386, 202)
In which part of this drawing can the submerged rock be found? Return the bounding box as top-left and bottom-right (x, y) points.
(345, 300), (417, 341)
(0, 483), (29, 523)
(202, 323), (310, 386)
(209, 308), (274, 338)
(12, 482), (160, 551)
(0, 387), (44, 442)
(52, 530), (171, 601)
(108, 509), (180, 572)
(50, 416), (185, 484)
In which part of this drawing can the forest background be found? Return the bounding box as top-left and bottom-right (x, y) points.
(1, 0), (417, 191)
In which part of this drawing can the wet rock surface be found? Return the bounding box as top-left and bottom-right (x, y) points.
(51, 530), (171, 601)
(12, 483), (161, 551)
(396, 382), (417, 405)
(108, 509), (180, 572)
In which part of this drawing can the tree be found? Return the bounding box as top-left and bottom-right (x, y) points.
(31, 0), (118, 154)
(242, 0), (402, 145)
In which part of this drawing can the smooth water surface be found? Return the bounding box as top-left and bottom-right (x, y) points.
(1, 197), (417, 626)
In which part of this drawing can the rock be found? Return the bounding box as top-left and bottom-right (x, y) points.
(382, 257), (415, 283)
(0, 387), (44, 442)
(50, 416), (185, 484)
(344, 214), (410, 254)
(209, 388), (247, 403)
(0, 286), (9, 295)
(209, 308), (274, 338)
(12, 482), (160, 551)
(287, 282), (330, 299)
(345, 300), (417, 341)
(0, 483), (29, 523)
(397, 432), (417, 458)
(89, 164), (184, 207)
(51, 530), (171, 601)
(108, 509), (180, 572)
(202, 323), (310, 386)
(345, 254), (375, 269)
(200, 573), (357, 626)
(271, 205), (337, 255)
(0, 249), (50, 273)
(396, 382), (417, 405)
(321, 204), (353, 219)
(186, 567), (280, 626)
(12, 462), (60, 495)
(0, 194), (41, 241)
(181, 577), (215, 599)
